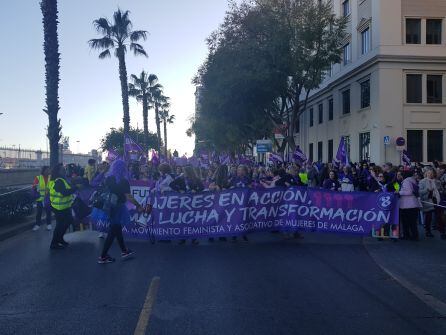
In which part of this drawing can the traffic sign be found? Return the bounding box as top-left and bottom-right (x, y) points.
(384, 136), (390, 145)
(256, 140), (272, 153)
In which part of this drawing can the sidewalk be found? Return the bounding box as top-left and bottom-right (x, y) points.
(364, 230), (446, 314)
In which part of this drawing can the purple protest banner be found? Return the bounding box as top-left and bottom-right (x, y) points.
(91, 182), (399, 240)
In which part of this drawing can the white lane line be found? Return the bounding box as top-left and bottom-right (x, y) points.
(134, 276), (161, 335)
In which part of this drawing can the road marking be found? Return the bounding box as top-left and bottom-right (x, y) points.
(377, 264), (446, 317)
(363, 240), (446, 317)
(134, 277), (160, 335)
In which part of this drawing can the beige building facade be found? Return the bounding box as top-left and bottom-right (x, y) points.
(295, 0), (446, 165)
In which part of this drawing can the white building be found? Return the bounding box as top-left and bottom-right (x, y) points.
(295, 0), (446, 164)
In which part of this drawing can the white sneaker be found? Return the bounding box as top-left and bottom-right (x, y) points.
(98, 233), (105, 239)
(46, 224), (52, 231)
(32, 225), (40, 231)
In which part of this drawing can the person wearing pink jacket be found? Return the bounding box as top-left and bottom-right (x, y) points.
(397, 171), (421, 241)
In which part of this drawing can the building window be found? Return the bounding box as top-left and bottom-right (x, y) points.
(406, 74), (422, 103)
(359, 132), (370, 162)
(343, 43), (351, 65)
(310, 108), (314, 127)
(407, 130), (423, 162)
(361, 28), (370, 54)
(342, 0), (350, 17)
(309, 143), (314, 162)
(360, 80), (370, 108)
(318, 142), (323, 162)
(328, 139), (334, 162)
(427, 19), (442, 45)
(328, 98), (334, 120)
(428, 130), (443, 162)
(406, 18), (421, 44)
(318, 103), (323, 124)
(427, 75), (443, 104)
(342, 89), (350, 114)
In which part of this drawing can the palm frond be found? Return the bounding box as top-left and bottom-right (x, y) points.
(113, 9), (132, 40)
(130, 43), (148, 57)
(148, 74), (159, 85)
(130, 30), (148, 42)
(130, 74), (139, 83)
(88, 37), (114, 50)
(98, 49), (111, 59)
(93, 17), (112, 36)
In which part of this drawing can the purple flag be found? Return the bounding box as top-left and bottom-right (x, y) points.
(293, 146), (307, 163)
(402, 150), (411, 166)
(219, 154), (231, 165)
(150, 150), (160, 166)
(269, 153), (284, 164)
(336, 137), (349, 166)
(106, 149), (119, 162)
(124, 134), (144, 161)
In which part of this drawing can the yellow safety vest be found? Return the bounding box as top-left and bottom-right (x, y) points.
(36, 175), (49, 202)
(48, 178), (74, 211)
(299, 173), (308, 185)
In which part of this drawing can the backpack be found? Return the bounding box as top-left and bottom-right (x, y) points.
(92, 184), (118, 217)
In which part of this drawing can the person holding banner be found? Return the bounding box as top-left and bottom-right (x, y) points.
(98, 160), (142, 264)
(397, 171), (421, 241)
(322, 171), (340, 191)
(171, 166), (204, 245)
(230, 165), (250, 242)
(155, 163), (174, 194)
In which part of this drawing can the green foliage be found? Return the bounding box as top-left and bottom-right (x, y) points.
(192, 0), (347, 152)
(100, 127), (159, 154)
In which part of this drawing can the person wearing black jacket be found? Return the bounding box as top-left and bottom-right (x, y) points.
(171, 166), (204, 245)
(49, 164), (78, 250)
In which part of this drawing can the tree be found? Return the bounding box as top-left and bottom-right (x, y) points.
(41, 0), (62, 168)
(89, 9), (148, 133)
(100, 127), (159, 154)
(160, 107), (175, 158)
(192, 0), (346, 153)
(258, 0), (347, 150)
(129, 71), (161, 152)
(152, 90), (168, 152)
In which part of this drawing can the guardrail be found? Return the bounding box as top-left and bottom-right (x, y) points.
(0, 186), (35, 223)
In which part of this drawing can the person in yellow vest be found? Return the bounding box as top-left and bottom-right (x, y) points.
(48, 164), (77, 250)
(32, 166), (52, 231)
(84, 159), (97, 184)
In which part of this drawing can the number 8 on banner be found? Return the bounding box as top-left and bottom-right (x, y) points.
(377, 194), (392, 210)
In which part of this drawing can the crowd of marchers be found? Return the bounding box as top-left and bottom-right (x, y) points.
(30, 157), (446, 264)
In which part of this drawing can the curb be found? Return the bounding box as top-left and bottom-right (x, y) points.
(0, 219), (35, 242)
(362, 237), (446, 317)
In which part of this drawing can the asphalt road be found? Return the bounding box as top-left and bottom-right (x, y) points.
(0, 229), (445, 335)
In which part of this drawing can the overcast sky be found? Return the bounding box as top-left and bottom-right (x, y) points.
(0, 0), (232, 156)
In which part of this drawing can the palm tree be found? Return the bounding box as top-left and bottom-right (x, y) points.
(152, 91), (168, 153)
(128, 72), (162, 151)
(89, 9), (148, 133)
(160, 108), (175, 158)
(41, 0), (62, 168)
